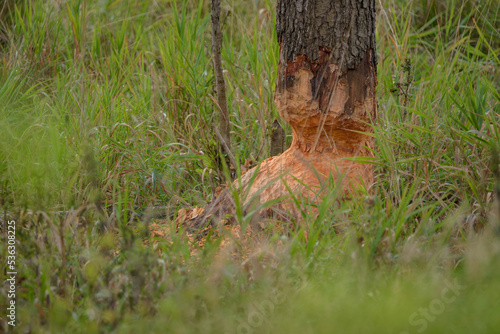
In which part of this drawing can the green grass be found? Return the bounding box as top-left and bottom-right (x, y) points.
(1, 0), (499, 333)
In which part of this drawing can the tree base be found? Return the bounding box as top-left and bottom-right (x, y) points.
(188, 142), (374, 231)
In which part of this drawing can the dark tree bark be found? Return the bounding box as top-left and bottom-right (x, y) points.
(191, 0), (377, 230)
(276, 0), (376, 69)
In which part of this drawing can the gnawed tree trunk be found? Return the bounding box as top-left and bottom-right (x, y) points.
(190, 0), (377, 230)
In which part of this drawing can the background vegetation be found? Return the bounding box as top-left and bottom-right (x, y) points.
(0, 0), (499, 332)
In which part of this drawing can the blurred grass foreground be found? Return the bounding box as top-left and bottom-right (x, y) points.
(1, 0), (500, 333)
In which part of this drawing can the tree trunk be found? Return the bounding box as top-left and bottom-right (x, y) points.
(190, 0), (377, 230)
